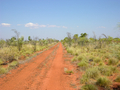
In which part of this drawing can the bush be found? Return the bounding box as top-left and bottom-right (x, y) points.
(103, 53), (110, 59)
(0, 59), (3, 64)
(98, 62), (105, 66)
(77, 55), (84, 61)
(98, 66), (113, 76)
(84, 67), (100, 79)
(80, 75), (89, 84)
(108, 58), (119, 65)
(0, 67), (8, 74)
(67, 49), (73, 54)
(94, 57), (101, 63)
(77, 61), (89, 70)
(96, 77), (111, 88)
(81, 84), (98, 90)
(65, 70), (74, 75)
(9, 61), (19, 67)
(71, 57), (77, 62)
(89, 55), (95, 60)
(114, 75), (120, 82)
(109, 66), (118, 73)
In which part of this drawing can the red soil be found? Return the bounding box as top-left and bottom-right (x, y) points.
(0, 43), (76, 90)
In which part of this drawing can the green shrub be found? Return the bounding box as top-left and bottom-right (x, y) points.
(89, 55), (95, 60)
(98, 62), (105, 66)
(115, 53), (120, 60)
(114, 75), (120, 82)
(94, 57), (101, 63)
(65, 70), (74, 74)
(71, 57), (77, 62)
(103, 53), (110, 59)
(81, 84), (98, 90)
(0, 59), (3, 64)
(80, 75), (89, 84)
(0, 67), (8, 74)
(9, 61), (19, 67)
(74, 51), (79, 56)
(67, 49), (73, 54)
(96, 77), (111, 87)
(77, 61), (89, 70)
(84, 67), (100, 79)
(108, 58), (119, 65)
(77, 55), (84, 61)
(109, 66), (118, 73)
(98, 66), (113, 76)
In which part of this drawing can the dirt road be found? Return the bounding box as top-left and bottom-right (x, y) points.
(0, 43), (75, 90)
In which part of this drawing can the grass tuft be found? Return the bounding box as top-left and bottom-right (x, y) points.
(114, 75), (120, 82)
(81, 84), (98, 90)
(0, 67), (8, 74)
(96, 77), (111, 88)
(108, 58), (119, 65)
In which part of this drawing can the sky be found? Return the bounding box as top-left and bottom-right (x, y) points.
(0, 0), (120, 40)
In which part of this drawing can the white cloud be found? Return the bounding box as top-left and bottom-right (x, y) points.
(39, 25), (46, 27)
(77, 26), (79, 27)
(98, 26), (106, 28)
(1, 23), (11, 27)
(25, 22), (67, 29)
(62, 26), (67, 29)
(48, 25), (60, 28)
(25, 22), (46, 29)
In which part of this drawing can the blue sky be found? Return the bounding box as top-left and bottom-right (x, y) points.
(0, 0), (120, 40)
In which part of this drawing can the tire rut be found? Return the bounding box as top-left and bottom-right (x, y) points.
(0, 43), (59, 90)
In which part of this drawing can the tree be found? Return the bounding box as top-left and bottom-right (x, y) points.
(32, 37), (38, 52)
(73, 34), (78, 43)
(78, 33), (88, 46)
(67, 32), (72, 46)
(28, 36), (32, 41)
(12, 29), (24, 51)
(80, 33), (88, 38)
(0, 39), (6, 48)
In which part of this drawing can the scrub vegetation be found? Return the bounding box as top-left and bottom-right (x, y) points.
(0, 30), (59, 75)
(61, 32), (120, 89)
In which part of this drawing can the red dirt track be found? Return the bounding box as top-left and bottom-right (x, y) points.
(0, 43), (76, 90)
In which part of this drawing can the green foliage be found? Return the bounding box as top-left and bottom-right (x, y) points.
(114, 75), (120, 82)
(77, 55), (84, 61)
(94, 57), (101, 63)
(0, 67), (8, 74)
(0, 59), (3, 64)
(108, 58), (119, 65)
(80, 33), (88, 38)
(17, 36), (24, 51)
(84, 67), (100, 79)
(81, 84), (98, 90)
(71, 57), (77, 62)
(98, 66), (117, 76)
(96, 77), (111, 87)
(28, 36), (32, 41)
(77, 60), (89, 70)
(9, 61), (19, 67)
(98, 62), (105, 66)
(0, 39), (6, 48)
(65, 70), (74, 74)
(103, 53), (110, 59)
(80, 75), (89, 84)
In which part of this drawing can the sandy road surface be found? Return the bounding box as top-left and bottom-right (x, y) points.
(0, 43), (75, 90)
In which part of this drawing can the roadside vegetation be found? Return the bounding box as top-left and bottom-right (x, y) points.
(0, 30), (59, 75)
(61, 32), (120, 89)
